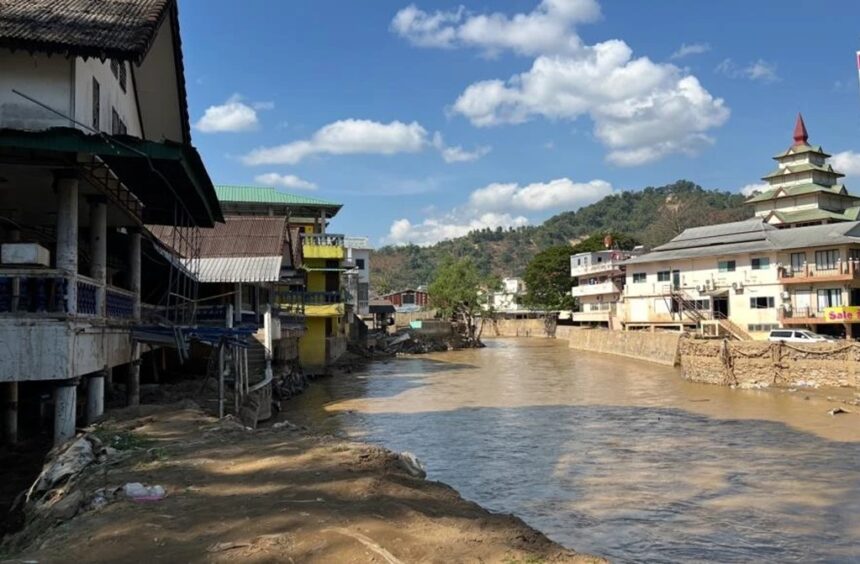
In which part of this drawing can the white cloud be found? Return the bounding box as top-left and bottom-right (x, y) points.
(831, 151), (860, 179)
(670, 42), (710, 60)
(715, 58), (779, 83)
(432, 132), (491, 163)
(391, 0), (601, 57)
(385, 176), (611, 245)
(451, 41), (730, 166)
(739, 182), (768, 197)
(469, 178), (613, 211)
(194, 94), (265, 133)
(254, 172), (317, 191)
(242, 119), (428, 165)
(385, 213), (529, 246)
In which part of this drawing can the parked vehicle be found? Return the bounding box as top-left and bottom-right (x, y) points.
(767, 329), (835, 343)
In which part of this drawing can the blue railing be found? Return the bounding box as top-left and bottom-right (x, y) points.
(106, 288), (135, 319)
(76, 280), (98, 315)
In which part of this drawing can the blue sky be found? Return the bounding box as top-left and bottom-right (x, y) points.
(179, 0), (860, 246)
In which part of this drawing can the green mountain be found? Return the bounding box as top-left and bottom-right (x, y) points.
(371, 180), (751, 294)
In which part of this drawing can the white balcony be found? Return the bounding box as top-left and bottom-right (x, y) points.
(571, 280), (621, 298)
(570, 260), (623, 277)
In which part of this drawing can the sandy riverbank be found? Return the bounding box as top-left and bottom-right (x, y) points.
(3, 402), (603, 563)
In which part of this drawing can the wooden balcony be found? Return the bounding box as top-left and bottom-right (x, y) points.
(779, 261), (860, 284)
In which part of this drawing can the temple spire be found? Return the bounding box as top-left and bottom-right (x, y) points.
(793, 113), (809, 146)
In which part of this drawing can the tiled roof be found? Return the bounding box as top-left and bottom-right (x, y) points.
(215, 185), (341, 207)
(761, 162), (844, 180)
(188, 256), (282, 284)
(768, 208), (852, 224)
(0, 0), (172, 62)
(773, 143), (830, 159)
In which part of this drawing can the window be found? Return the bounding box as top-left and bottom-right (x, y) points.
(91, 78), (100, 130)
(402, 292), (415, 305)
(749, 297), (775, 309)
(769, 330), (793, 338)
(817, 288), (842, 309)
(632, 272), (646, 283)
(750, 324), (780, 332)
(790, 252), (806, 271)
(751, 257), (770, 270)
(596, 256), (603, 263)
(815, 249), (839, 270)
(693, 299), (710, 311)
(111, 108), (127, 135)
(657, 271), (670, 282)
(718, 260), (736, 272)
(355, 258), (365, 270)
(850, 249), (860, 262)
(118, 61), (127, 92)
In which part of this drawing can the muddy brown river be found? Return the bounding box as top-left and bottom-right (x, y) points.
(287, 338), (860, 563)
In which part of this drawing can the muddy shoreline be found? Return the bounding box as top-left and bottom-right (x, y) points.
(3, 401), (603, 563)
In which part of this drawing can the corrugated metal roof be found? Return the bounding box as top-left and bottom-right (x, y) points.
(148, 216), (287, 258)
(186, 256), (282, 283)
(215, 185), (341, 207)
(626, 219), (860, 264)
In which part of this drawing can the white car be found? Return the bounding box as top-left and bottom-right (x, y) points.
(767, 329), (835, 343)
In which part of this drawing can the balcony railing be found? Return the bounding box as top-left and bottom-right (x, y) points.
(571, 280), (621, 298)
(282, 290), (342, 305)
(0, 269), (138, 320)
(570, 261), (623, 277)
(301, 233), (345, 247)
(779, 261), (860, 283)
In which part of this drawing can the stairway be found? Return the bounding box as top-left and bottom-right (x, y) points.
(670, 288), (752, 340)
(668, 289), (706, 323)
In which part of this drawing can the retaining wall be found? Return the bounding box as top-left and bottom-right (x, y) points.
(567, 328), (681, 366)
(680, 338), (860, 388)
(487, 317), (556, 338)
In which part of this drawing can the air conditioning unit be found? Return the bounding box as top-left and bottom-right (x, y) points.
(705, 279), (714, 290)
(696, 284), (705, 293)
(781, 291), (790, 300)
(732, 281), (744, 292)
(1, 243), (50, 267)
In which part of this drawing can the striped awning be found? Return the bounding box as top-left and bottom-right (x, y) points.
(186, 256), (282, 284)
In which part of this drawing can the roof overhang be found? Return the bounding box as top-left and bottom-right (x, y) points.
(187, 256), (282, 284)
(0, 127), (223, 226)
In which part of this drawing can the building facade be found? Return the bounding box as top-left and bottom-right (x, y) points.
(214, 185), (348, 375)
(620, 116), (860, 340)
(344, 236), (371, 316)
(570, 250), (636, 328)
(0, 0), (221, 443)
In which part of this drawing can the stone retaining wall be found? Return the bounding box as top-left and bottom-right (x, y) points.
(680, 338), (860, 388)
(486, 317), (556, 338)
(567, 328), (681, 366)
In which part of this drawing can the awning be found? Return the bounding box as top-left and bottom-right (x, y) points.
(187, 256), (282, 284)
(0, 127), (223, 227)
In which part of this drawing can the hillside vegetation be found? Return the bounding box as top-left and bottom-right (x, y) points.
(372, 180), (751, 293)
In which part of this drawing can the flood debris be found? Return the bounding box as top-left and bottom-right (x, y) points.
(828, 407), (849, 416)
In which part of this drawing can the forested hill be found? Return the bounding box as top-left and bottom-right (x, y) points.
(371, 180), (751, 293)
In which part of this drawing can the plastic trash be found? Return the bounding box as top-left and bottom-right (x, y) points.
(123, 482), (167, 502)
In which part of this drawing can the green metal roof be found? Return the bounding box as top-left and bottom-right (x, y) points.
(215, 185), (341, 208)
(769, 208), (852, 224)
(772, 143), (831, 159)
(746, 183), (855, 203)
(761, 162), (844, 180)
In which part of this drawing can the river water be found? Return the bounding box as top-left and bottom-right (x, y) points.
(287, 338), (860, 563)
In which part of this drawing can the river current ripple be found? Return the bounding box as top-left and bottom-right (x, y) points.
(287, 338), (860, 563)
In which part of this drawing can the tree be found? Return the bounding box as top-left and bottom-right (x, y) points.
(523, 245), (576, 311)
(428, 258), (486, 346)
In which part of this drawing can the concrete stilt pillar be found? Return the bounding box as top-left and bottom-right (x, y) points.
(56, 177), (79, 314)
(88, 197), (108, 316)
(128, 230), (141, 320)
(86, 370), (105, 424)
(234, 283), (242, 324)
(53, 381), (77, 445)
(128, 342), (141, 406)
(4, 382), (18, 445)
(8, 229), (20, 313)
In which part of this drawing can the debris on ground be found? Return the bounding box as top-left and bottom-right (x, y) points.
(828, 407), (849, 416)
(122, 482), (167, 502)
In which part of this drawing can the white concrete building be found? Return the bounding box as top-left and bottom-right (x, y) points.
(344, 236), (371, 315)
(620, 116), (860, 340)
(488, 277), (527, 313)
(0, 1), (221, 443)
(570, 250), (637, 327)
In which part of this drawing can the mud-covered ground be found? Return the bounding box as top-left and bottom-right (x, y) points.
(3, 402), (603, 563)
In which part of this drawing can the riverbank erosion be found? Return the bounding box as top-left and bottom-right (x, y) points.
(3, 402), (602, 563)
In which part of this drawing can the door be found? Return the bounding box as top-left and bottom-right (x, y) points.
(671, 270), (681, 290)
(713, 296), (729, 318)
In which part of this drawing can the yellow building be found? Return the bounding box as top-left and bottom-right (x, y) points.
(214, 185), (347, 373)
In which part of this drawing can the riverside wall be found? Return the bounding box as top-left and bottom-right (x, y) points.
(567, 328), (681, 366)
(486, 317), (557, 338)
(680, 338), (860, 388)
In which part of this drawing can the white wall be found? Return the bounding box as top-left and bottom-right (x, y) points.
(0, 50), (73, 130)
(73, 57), (142, 136)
